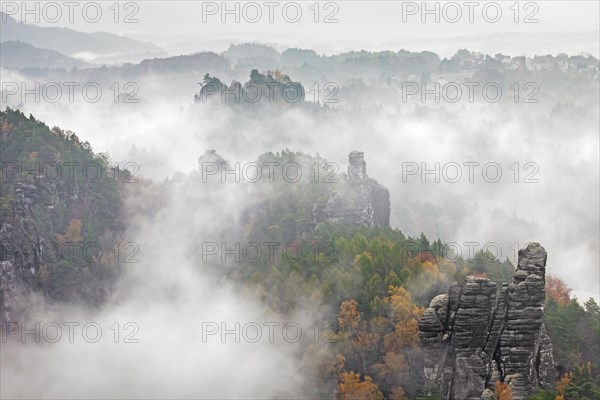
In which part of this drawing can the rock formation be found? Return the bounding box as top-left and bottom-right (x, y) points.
(418, 242), (556, 400)
(195, 69), (305, 105)
(312, 151), (390, 228)
(1, 181), (58, 323)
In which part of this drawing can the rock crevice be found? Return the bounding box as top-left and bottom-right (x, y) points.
(313, 151), (390, 228)
(418, 242), (556, 400)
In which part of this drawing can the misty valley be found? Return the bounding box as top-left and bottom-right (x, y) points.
(0, 2), (599, 400)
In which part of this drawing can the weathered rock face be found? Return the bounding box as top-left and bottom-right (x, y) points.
(419, 242), (556, 400)
(313, 151), (390, 228)
(0, 176), (115, 324)
(0, 182), (57, 323)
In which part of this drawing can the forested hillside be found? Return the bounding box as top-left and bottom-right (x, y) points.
(1, 109), (598, 399)
(0, 109), (131, 317)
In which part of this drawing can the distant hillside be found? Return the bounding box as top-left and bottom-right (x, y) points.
(131, 52), (230, 74)
(0, 12), (164, 58)
(0, 109), (129, 321)
(0, 40), (94, 70)
(9, 51), (232, 84)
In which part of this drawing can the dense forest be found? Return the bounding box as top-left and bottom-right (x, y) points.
(1, 108), (598, 399)
(0, 108), (132, 309)
(1, 1), (598, 398)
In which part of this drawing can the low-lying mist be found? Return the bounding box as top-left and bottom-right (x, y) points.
(1, 53), (598, 398)
(6, 76), (597, 301)
(1, 169), (321, 399)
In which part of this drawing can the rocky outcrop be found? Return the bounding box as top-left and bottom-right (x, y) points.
(312, 151), (390, 228)
(1, 182), (51, 323)
(195, 69), (305, 105)
(419, 242), (556, 400)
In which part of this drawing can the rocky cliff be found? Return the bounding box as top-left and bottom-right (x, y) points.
(0, 109), (125, 324)
(312, 151), (390, 228)
(419, 242), (556, 400)
(0, 182), (55, 323)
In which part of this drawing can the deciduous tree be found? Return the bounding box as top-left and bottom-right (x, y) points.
(337, 371), (384, 400)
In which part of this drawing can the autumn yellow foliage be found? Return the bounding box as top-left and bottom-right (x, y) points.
(385, 286), (424, 323)
(495, 380), (512, 400)
(57, 219), (82, 244)
(337, 371), (384, 400)
(555, 372), (571, 400)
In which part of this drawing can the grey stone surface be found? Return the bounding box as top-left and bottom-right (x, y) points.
(1, 182), (52, 323)
(419, 242), (557, 400)
(313, 151), (390, 228)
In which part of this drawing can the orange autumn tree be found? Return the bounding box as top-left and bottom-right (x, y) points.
(372, 286), (424, 396)
(337, 371), (384, 400)
(546, 275), (572, 306)
(495, 380), (512, 400)
(385, 286), (424, 323)
(325, 354), (346, 383)
(383, 286), (424, 351)
(555, 371), (572, 400)
(57, 219), (82, 244)
(372, 351), (409, 395)
(323, 354), (346, 396)
(338, 299), (361, 335)
(337, 299), (380, 377)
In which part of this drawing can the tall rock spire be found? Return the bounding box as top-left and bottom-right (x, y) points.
(418, 242), (556, 400)
(313, 151), (390, 228)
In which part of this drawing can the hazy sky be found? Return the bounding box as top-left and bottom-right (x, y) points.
(10, 1), (600, 57)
